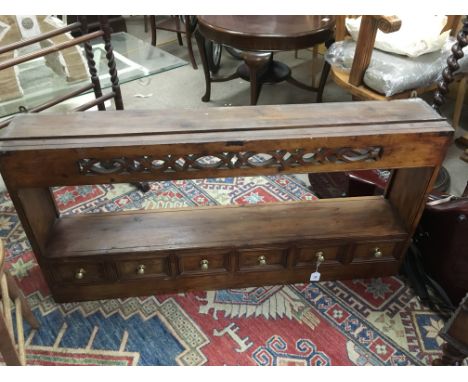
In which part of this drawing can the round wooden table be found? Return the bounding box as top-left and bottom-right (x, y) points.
(195, 15), (335, 105)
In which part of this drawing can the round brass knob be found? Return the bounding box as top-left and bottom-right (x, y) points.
(374, 248), (383, 258)
(200, 259), (209, 271)
(316, 251), (325, 263)
(136, 264), (146, 275)
(75, 268), (86, 280)
(258, 255), (267, 265)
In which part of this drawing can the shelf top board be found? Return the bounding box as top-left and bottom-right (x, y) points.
(0, 99), (453, 150)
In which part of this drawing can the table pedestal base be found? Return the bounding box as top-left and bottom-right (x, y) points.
(237, 60), (290, 83)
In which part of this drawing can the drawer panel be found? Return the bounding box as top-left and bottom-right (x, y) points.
(117, 256), (171, 280)
(352, 241), (401, 262)
(50, 262), (106, 284)
(238, 248), (287, 271)
(177, 250), (231, 275)
(295, 244), (344, 268)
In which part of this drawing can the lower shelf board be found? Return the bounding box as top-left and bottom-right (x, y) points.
(45, 196), (407, 259)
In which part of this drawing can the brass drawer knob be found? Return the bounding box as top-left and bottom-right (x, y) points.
(75, 268), (86, 280)
(136, 264), (146, 275)
(316, 251), (325, 263)
(374, 248), (383, 258)
(200, 259), (209, 271)
(258, 255), (267, 265)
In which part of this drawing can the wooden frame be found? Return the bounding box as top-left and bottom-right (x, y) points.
(0, 99), (453, 302)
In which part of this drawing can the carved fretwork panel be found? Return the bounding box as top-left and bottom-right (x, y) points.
(78, 146), (383, 175)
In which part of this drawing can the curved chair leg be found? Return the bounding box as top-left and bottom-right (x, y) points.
(316, 61), (331, 103)
(149, 16), (157, 46)
(195, 29), (212, 102)
(184, 16), (197, 69)
(174, 17), (183, 46)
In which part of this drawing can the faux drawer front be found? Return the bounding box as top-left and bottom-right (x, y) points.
(50, 262), (106, 284)
(295, 245), (344, 268)
(177, 250), (231, 275)
(238, 248), (287, 272)
(352, 241), (401, 262)
(117, 256), (171, 280)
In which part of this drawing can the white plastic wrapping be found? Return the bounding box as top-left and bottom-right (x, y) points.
(325, 39), (468, 97)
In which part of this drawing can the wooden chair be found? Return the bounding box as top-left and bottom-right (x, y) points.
(0, 240), (39, 365)
(149, 16), (198, 69)
(330, 15), (462, 101)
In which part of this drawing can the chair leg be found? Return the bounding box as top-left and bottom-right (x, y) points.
(311, 45), (319, 87)
(316, 60), (331, 103)
(6, 273), (39, 329)
(195, 29), (212, 102)
(184, 16), (197, 69)
(149, 16), (157, 46)
(0, 314), (21, 366)
(174, 17), (183, 46)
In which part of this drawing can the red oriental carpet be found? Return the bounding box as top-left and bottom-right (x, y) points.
(0, 174), (449, 365)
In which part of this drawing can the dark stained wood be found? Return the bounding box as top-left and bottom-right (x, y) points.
(197, 16), (335, 51)
(0, 99), (453, 302)
(196, 15), (335, 104)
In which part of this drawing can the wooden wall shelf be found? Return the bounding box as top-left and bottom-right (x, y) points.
(0, 99), (453, 302)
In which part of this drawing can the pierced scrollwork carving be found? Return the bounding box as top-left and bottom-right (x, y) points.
(77, 146), (383, 175)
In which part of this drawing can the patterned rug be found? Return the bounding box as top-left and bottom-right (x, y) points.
(0, 174), (449, 365)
